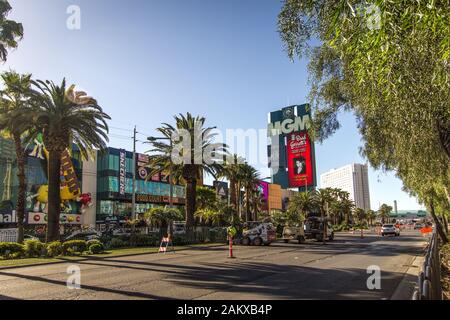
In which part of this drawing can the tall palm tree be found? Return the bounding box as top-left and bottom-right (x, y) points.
(0, 71), (33, 243)
(27, 79), (110, 241)
(315, 188), (333, 220)
(240, 163), (260, 222)
(219, 154), (244, 212)
(288, 191), (316, 221)
(353, 208), (366, 225)
(147, 113), (227, 229)
(342, 198), (355, 224)
(0, 1), (23, 62)
(366, 209), (377, 227)
(378, 203), (393, 224)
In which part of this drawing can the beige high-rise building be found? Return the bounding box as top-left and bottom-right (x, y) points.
(320, 163), (371, 211)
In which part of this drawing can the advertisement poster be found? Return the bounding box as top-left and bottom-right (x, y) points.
(136, 153), (151, 180)
(27, 212), (82, 225)
(286, 132), (314, 188)
(213, 181), (228, 199)
(119, 150), (126, 197)
(257, 181), (269, 211)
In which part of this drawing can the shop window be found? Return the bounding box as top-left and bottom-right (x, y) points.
(108, 176), (119, 192)
(108, 154), (119, 171)
(160, 183), (170, 196)
(100, 200), (114, 216)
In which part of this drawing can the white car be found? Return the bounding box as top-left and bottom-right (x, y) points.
(381, 224), (400, 237)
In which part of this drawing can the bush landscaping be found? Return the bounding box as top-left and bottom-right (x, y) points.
(0, 239), (106, 260)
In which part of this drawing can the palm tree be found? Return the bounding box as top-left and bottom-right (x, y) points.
(378, 203), (393, 224)
(219, 154), (244, 213)
(0, 1), (23, 62)
(240, 163), (260, 222)
(366, 209), (377, 227)
(0, 71), (33, 243)
(28, 79), (110, 241)
(353, 207), (367, 238)
(145, 207), (183, 233)
(288, 191), (316, 222)
(146, 113), (227, 229)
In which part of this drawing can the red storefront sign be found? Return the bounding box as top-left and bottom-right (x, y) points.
(286, 132), (314, 188)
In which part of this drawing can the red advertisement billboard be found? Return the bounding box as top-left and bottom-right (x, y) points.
(286, 132), (314, 188)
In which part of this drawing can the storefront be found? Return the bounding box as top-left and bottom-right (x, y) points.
(0, 136), (88, 236)
(96, 147), (185, 223)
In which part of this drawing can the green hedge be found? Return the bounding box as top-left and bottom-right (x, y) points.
(46, 241), (63, 257)
(24, 239), (45, 258)
(0, 242), (25, 259)
(62, 240), (87, 255)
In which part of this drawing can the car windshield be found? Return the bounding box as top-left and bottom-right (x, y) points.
(383, 225), (394, 228)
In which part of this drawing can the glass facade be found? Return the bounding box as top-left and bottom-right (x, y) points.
(96, 148), (185, 221)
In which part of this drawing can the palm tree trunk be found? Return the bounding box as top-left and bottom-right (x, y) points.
(185, 178), (196, 229)
(13, 133), (26, 244)
(236, 181), (241, 219)
(46, 150), (62, 242)
(245, 188), (251, 222)
(229, 178), (236, 210)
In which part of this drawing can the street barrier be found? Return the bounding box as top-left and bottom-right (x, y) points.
(412, 230), (442, 300)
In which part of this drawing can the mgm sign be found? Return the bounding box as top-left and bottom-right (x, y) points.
(267, 105), (317, 190)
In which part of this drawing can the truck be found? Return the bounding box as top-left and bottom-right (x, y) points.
(282, 224), (305, 244)
(304, 217), (334, 241)
(241, 221), (277, 246)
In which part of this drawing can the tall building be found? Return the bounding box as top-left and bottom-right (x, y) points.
(267, 104), (317, 191)
(320, 163), (371, 211)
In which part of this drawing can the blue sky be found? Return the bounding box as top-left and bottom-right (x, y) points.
(3, 0), (423, 210)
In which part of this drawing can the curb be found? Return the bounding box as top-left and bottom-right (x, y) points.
(390, 253), (425, 300)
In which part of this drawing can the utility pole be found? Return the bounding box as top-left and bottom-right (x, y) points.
(132, 126), (137, 219)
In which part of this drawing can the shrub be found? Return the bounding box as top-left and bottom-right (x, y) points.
(0, 242), (25, 259)
(46, 241), (63, 257)
(24, 239), (45, 258)
(62, 240), (87, 255)
(89, 243), (104, 254)
(107, 237), (127, 248)
(129, 234), (158, 247)
(86, 239), (102, 248)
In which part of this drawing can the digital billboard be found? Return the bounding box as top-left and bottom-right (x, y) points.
(267, 104), (317, 190)
(286, 132), (314, 188)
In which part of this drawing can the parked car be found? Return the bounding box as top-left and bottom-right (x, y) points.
(381, 224), (400, 236)
(64, 229), (102, 241)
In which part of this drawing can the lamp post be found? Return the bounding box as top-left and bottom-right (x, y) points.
(147, 136), (173, 208)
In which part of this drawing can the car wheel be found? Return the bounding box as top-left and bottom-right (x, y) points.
(297, 236), (305, 244)
(328, 232), (334, 241)
(284, 239), (289, 243)
(316, 234), (323, 242)
(242, 237), (250, 246)
(253, 237), (262, 246)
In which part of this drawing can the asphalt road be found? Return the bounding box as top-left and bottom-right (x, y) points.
(0, 230), (427, 300)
